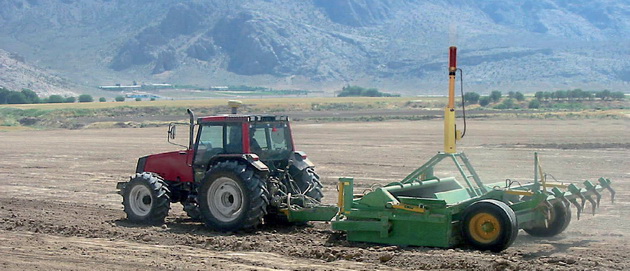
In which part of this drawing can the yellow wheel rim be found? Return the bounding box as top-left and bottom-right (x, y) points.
(468, 212), (501, 243)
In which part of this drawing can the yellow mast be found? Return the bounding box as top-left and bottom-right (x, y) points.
(444, 46), (461, 153)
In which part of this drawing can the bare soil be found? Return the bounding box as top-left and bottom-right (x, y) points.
(0, 118), (628, 270)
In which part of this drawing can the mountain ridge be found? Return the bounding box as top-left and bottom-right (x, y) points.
(0, 0), (629, 95)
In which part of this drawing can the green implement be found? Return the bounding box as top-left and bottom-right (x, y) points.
(332, 46), (614, 252)
(332, 152), (614, 252)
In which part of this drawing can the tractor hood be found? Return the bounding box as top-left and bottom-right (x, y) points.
(136, 150), (194, 182)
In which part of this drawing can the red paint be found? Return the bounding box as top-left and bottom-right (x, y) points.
(199, 115), (249, 123)
(242, 122), (251, 153)
(449, 46), (457, 69)
(144, 150), (194, 182)
(287, 121), (296, 151)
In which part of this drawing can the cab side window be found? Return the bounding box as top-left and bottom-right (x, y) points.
(225, 124), (243, 153)
(194, 125), (223, 166)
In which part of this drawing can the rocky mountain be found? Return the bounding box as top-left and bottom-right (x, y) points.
(0, 0), (629, 95)
(0, 49), (76, 96)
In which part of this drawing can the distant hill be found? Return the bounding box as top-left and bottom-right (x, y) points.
(0, 49), (76, 96)
(0, 0), (629, 96)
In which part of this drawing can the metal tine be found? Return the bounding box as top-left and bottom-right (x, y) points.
(583, 180), (602, 207)
(583, 192), (598, 215)
(599, 177), (616, 204)
(569, 198), (582, 220)
(568, 184), (586, 210)
(552, 187), (581, 220)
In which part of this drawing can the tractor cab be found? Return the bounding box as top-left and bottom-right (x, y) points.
(191, 115), (298, 181)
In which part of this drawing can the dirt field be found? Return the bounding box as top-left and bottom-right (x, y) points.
(0, 118), (628, 270)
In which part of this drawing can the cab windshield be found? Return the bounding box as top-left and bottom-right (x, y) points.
(249, 122), (292, 161)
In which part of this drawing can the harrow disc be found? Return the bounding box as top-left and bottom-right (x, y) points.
(524, 200), (571, 237)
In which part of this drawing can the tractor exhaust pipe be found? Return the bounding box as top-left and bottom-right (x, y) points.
(186, 109), (195, 150)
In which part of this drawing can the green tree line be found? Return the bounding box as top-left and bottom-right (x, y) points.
(463, 89), (625, 109)
(0, 87), (105, 104)
(337, 85), (400, 97)
(534, 89), (625, 101)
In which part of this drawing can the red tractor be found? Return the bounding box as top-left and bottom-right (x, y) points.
(117, 102), (329, 231)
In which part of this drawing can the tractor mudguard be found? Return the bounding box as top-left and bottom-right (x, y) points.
(208, 154), (269, 172)
(135, 156), (148, 173)
(289, 151), (314, 171)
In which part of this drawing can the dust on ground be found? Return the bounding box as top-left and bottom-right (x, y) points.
(0, 118), (628, 270)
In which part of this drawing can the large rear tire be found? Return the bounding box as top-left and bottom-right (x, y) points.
(198, 161), (269, 231)
(524, 201), (571, 237)
(122, 172), (171, 225)
(264, 167), (324, 226)
(462, 199), (518, 252)
(294, 167), (323, 202)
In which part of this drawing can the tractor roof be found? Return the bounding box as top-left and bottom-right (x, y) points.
(198, 115), (289, 124)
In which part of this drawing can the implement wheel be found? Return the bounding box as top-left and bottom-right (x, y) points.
(198, 161), (269, 231)
(524, 201), (571, 237)
(462, 199), (518, 252)
(122, 173), (171, 225)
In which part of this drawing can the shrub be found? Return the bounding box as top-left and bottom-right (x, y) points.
(611, 91), (625, 100)
(596, 90), (611, 100)
(528, 99), (541, 109)
(78, 94), (94, 103)
(99, 97), (106, 102)
(0, 88), (40, 104)
(7, 92), (28, 104)
(48, 95), (64, 103)
(514, 92), (525, 101)
(0, 87), (10, 104)
(494, 98), (515, 109)
(463, 92), (480, 104)
(21, 89), (40, 103)
(115, 96), (125, 102)
(64, 96), (76, 103)
(135, 97), (142, 101)
(337, 85), (399, 97)
(554, 90), (567, 100)
(490, 91), (502, 103)
(479, 96), (491, 107)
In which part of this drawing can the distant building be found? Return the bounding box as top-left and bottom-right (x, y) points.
(125, 91), (161, 99)
(98, 83), (173, 90)
(98, 84), (141, 90)
(210, 86), (229, 90)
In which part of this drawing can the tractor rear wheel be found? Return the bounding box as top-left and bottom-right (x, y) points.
(295, 167), (323, 202)
(122, 172), (171, 225)
(524, 201), (571, 237)
(462, 199), (518, 252)
(264, 167), (324, 226)
(198, 161), (269, 231)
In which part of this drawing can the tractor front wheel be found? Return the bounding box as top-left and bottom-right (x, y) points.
(198, 161), (268, 231)
(122, 172), (171, 225)
(524, 201), (571, 237)
(462, 199), (518, 252)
